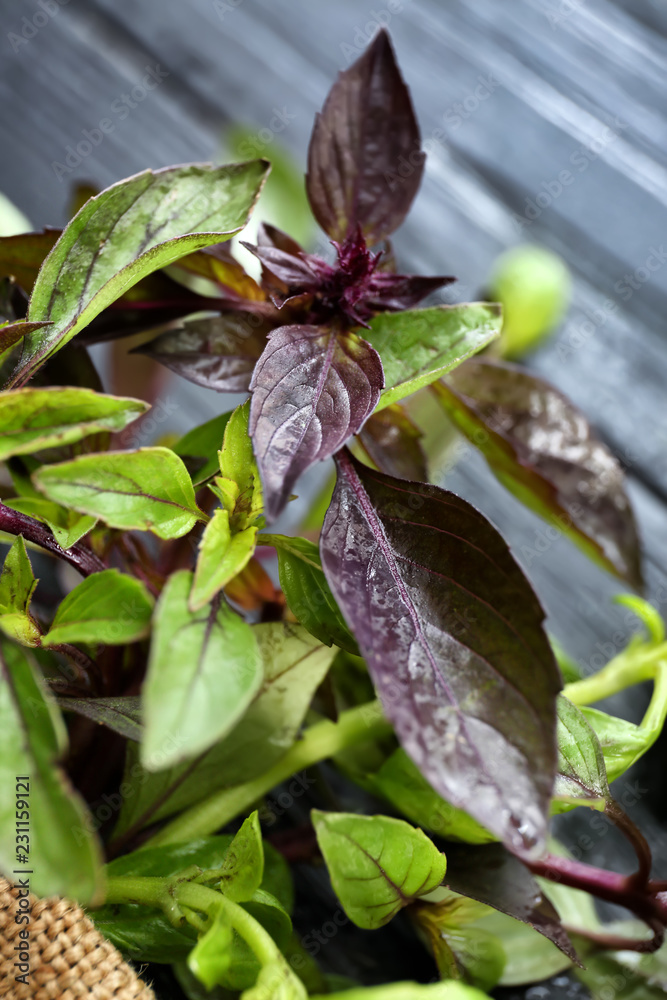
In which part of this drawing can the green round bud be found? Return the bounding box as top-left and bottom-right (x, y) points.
(488, 245), (571, 358)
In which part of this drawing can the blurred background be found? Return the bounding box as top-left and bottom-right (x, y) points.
(3, 1), (667, 995)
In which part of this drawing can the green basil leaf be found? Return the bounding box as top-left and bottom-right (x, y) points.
(216, 399), (263, 530)
(92, 840), (235, 965)
(4, 497), (96, 548)
(141, 571), (262, 770)
(365, 304), (501, 411)
(173, 411), (233, 487)
(113, 625), (335, 837)
(216, 811), (264, 903)
(33, 447), (203, 539)
(414, 900), (506, 992)
(553, 695), (610, 812)
(0, 387), (146, 459)
(43, 569), (154, 647)
(311, 982), (492, 999)
(372, 749), (495, 845)
(473, 908), (572, 986)
(581, 702), (665, 784)
(107, 836), (292, 913)
(244, 888), (292, 952)
(13, 161), (269, 384)
(173, 960), (241, 999)
(91, 905), (195, 963)
(188, 402), (262, 611)
(57, 695), (142, 741)
(442, 843), (578, 965)
(461, 840), (594, 986)
(189, 511), (257, 612)
(92, 836), (292, 966)
(0, 642), (103, 902)
(188, 906), (234, 991)
(242, 958), (307, 1000)
(220, 896), (295, 992)
(575, 951), (667, 1000)
(108, 836), (235, 877)
(312, 810), (446, 930)
(260, 534), (357, 653)
(0, 537), (40, 646)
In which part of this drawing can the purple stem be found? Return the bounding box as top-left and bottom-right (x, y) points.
(528, 853), (667, 952)
(605, 799), (653, 887)
(0, 502), (105, 577)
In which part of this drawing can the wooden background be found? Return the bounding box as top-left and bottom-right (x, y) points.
(2, 1), (667, 995)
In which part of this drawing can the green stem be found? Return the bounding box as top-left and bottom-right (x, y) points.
(105, 874), (171, 909)
(145, 700), (392, 848)
(563, 642), (667, 706)
(105, 875), (282, 968)
(177, 882), (278, 967)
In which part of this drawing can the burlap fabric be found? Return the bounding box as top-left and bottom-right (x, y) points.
(0, 878), (155, 999)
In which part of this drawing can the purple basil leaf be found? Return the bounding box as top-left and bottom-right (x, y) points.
(366, 272), (456, 312)
(257, 222), (305, 257)
(444, 842), (580, 965)
(249, 325), (384, 520)
(437, 358), (643, 590)
(134, 312), (274, 392)
(0, 320), (51, 357)
(242, 242), (321, 290)
(0, 228), (61, 293)
(320, 450), (561, 859)
(357, 403), (428, 482)
(306, 30), (424, 243)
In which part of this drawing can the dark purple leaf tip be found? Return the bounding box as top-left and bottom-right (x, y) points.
(306, 29), (425, 244)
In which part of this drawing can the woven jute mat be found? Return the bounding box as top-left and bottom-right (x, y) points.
(0, 877), (155, 999)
